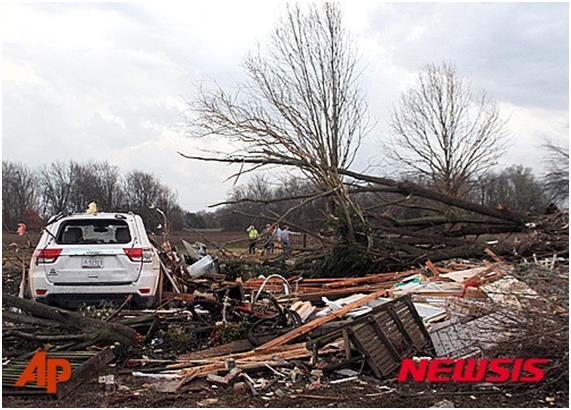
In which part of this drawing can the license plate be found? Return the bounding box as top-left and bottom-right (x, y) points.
(81, 256), (104, 269)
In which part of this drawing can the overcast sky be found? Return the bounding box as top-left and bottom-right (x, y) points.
(2, 1), (568, 211)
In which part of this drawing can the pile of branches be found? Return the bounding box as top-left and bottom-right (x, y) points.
(182, 153), (569, 274)
(2, 294), (142, 355)
(476, 262), (569, 391)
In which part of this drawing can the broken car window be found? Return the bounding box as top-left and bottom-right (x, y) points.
(56, 219), (131, 245)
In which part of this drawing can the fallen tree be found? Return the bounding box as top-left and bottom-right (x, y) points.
(182, 4), (568, 275)
(180, 153), (568, 274)
(2, 294), (141, 347)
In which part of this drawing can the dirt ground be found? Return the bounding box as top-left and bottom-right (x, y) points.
(2, 232), (568, 408)
(3, 372), (567, 408)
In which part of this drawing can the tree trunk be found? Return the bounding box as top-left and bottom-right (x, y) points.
(3, 295), (140, 346)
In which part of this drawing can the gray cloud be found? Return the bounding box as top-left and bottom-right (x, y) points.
(2, 2), (568, 211)
(370, 3), (569, 110)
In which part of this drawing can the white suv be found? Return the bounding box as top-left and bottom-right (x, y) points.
(29, 212), (161, 308)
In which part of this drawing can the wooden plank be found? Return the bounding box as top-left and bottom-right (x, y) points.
(256, 289), (387, 351)
(425, 260), (440, 277)
(383, 306), (414, 347)
(366, 317), (402, 363)
(484, 247), (503, 263)
(402, 298), (434, 354)
(347, 327), (382, 379)
(342, 328), (352, 360)
(56, 348), (115, 399)
(440, 266), (491, 283)
(358, 337), (391, 358)
(299, 285), (390, 299)
(322, 271), (411, 289)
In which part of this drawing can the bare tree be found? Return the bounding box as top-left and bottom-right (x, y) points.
(186, 3), (371, 240)
(542, 139), (569, 205)
(180, 8), (567, 271)
(123, 170), (184, 230)
(38, 161), (79, 216)
(388, 63), (508, 197)
(68, 161), (123, 212)
(2, 161), (39, 230)
(93, 161), (124, 211)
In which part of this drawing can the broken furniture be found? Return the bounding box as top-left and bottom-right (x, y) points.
(307, 295), (435, 379)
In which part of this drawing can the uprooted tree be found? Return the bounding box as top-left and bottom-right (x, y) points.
(182, 3), (568, 275)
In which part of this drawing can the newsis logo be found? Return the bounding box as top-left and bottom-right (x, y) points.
(398, 358), (549, 383)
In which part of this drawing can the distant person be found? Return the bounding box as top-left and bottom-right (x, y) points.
(262, 224), (278, 255)
(280, 225), (299, 255)
(275, 225), (283, 252)
(246, 224), (259, 254)
(17, 223), (27, 236)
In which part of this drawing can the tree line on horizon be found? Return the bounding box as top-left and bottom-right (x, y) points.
(2, 160), (186, 232)
(1, 145), (567, 234)
(186, 161), (564, 232)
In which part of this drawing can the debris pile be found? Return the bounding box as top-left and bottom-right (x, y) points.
(2, 238), (568, 401)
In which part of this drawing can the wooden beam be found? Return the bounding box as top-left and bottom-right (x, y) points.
(425, 260), (440, 277)
(56, 348), (115, 399)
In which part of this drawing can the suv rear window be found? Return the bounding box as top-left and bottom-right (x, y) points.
(56, 219), (132, 245)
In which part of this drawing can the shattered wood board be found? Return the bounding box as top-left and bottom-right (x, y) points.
(2, 348), (114, 398)
(445, 297), (490, 321)
(479, 275), (539, 308)
(440, 266), (490, 283)
(390, 281), (467, 297)
(412, 302), (447, 323)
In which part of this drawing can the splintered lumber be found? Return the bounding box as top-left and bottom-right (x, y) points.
(425, 260), (440, 277)
(255, 289), (387, 351)
(206, 367), (242, 385)
(440, 266), (492, 283)
(3, 294), (140, 346)
(322, 271), (414, 289)
(299, 285), (389, 302)
(290, 394), (344, 400)
(175, 342), (341, 379)
(290, 301), (315, 322)
(484, 247), (504, 263)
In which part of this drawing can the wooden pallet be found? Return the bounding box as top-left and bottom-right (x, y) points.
(308, 295), (434, 379)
